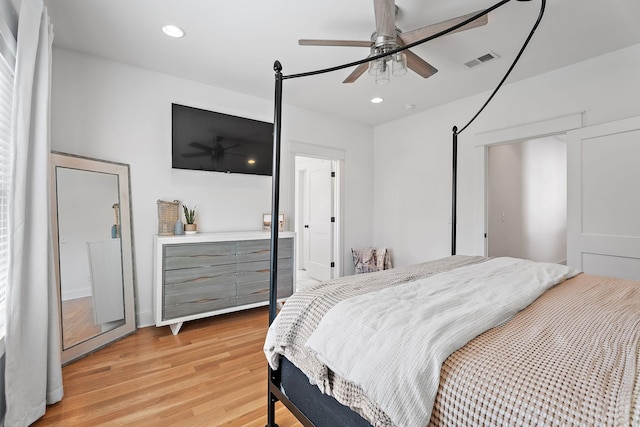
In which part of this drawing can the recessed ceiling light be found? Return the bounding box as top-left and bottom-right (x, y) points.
(371, 97), (384, 104)
(247, 159), (256, 165)
(405, 104), (416, 110)
(162, 25), (185, 38)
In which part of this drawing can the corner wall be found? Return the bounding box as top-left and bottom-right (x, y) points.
(50, 48), (374, 326)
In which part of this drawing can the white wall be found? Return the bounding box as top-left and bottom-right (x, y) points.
(373, 44), (640, 267)
(50, 48), (374, 327)
(520, 137), (567, 263)
(282, 107), (374, 275)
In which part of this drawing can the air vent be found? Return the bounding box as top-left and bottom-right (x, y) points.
(464, 51), (500, 68)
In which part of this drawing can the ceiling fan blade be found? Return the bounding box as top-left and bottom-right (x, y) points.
(188, 142), (213, 151)
(404, 49), (438, 78)
(398, 11), (488, 45)
(181, 152), (211, 158)
(343, 63), (369, 84)
(299, 39), (372, 48)
(374, 0), (396, 39)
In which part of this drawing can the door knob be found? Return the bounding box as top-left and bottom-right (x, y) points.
(304, 224), (309, 228)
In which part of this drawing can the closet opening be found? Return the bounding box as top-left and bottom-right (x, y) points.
(486, 135), (567, 264)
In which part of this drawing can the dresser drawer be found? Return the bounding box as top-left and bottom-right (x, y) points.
(163, 264), (237, 320)
(164, 242), (236, 270)
(236, 268), (293, 296)
(236, 238), (293, 263)
(237, 275), (294, 305)
(163, 265), (236, 305)
(236, 258), (293, 286)
(163, 263), (236, 287)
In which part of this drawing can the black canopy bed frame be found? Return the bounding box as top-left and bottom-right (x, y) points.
(265, 1), (545, 425)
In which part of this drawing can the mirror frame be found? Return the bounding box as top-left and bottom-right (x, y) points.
(50, 151), (137, 365)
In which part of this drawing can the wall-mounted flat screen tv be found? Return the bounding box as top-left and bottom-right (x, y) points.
(172, 103), (273, 176)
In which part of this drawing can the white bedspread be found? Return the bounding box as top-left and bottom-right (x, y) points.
(305, 257), (579, 427)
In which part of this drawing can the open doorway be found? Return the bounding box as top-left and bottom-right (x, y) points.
(487, 135), (567, 263)
(294, 155), (339, 288)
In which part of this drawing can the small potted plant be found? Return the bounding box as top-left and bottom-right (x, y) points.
(183, 204), (197, 234)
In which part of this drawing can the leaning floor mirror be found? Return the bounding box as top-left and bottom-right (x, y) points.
(50, 152), (137, 365)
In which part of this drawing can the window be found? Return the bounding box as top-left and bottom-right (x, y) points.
(0, 3), (16, 340)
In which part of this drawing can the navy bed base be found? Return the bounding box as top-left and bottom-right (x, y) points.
(278, 357), (372, 427)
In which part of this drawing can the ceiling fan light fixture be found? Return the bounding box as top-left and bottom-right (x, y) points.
(368, 48), (383, 76)
(368, 59), (380, 76)
(392, 52), (407, 76)
(375, 61), (390, 85)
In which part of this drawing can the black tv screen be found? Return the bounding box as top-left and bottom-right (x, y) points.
(172, 103), (273, 176)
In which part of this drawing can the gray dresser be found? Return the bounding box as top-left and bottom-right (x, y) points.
(153, 231), (295, 334)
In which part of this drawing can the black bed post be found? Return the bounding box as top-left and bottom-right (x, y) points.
(266, 60), (284, 427)
(268, 66), (283, 323)
(451, 126), (458, 256)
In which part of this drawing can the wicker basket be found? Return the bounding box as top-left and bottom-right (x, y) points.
(157, 199), (180, 236)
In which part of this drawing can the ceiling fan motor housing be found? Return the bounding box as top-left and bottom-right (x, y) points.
(374, 34), (397, 51)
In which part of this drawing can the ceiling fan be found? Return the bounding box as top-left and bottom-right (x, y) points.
(182, 136), (242, 162)
(298, 0), (488, 83)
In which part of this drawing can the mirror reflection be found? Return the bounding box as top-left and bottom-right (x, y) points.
(56, 167), (125, 349)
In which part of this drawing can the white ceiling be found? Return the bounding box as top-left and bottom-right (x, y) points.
(44, 0), (640, 127)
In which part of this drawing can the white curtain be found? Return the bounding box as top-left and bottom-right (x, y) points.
(4, 0), (62, 425)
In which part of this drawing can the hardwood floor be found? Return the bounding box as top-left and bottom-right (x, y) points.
(61, 296), (103, 348)
(33, 307), (302, 427)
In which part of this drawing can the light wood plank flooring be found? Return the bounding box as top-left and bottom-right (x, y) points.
(33, 306), (302, 427)
(61, 296), (103, 349)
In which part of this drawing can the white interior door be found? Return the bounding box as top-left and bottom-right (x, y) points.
(296, 169), (309, 270)
(306, 159), (334, 281)
(567, 116), (640, 280)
